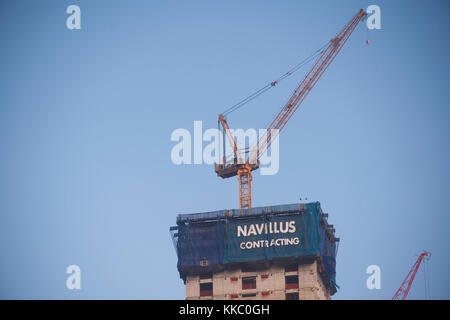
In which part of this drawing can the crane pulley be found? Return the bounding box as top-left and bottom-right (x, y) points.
(215, 9), (368, 209)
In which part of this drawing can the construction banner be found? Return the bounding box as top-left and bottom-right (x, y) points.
(223, 211), (319, 263)
(175, 202), (336, 287)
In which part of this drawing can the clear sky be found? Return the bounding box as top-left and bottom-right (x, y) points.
(0, 0), (449, 299)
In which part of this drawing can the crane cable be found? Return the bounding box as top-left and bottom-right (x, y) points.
(221, 41), (331, 161)
(221, 41), (331, 117)
(424, 256), (430, 299)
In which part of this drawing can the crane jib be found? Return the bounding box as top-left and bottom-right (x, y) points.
(215, 9), (367, 209)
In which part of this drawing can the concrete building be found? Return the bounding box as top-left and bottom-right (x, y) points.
(171, 202), (338, 300)
(185, 259), (331, 300)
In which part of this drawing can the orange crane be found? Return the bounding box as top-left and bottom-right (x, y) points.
(392, 251), (431, 300)
(215, 9), (367, 209)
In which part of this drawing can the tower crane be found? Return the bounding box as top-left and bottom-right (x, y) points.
(392, 251), (431, 300)
(215, 9), (368, 209)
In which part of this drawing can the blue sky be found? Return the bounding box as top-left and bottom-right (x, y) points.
(0, 0), (449, 299)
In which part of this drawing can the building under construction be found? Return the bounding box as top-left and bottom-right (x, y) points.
(170, 202), (339, 300)
(169, 9), (370, 300)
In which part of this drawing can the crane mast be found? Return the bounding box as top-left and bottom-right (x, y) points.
(215, 9), (367, 209)
(392, 251), (431, 300)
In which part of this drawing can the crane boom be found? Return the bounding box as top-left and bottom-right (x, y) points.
(215, 9), (367, 209)
(251, 9), (367, 160)
(392, 251), (431, 300)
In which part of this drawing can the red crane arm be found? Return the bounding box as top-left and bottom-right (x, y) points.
(249, 9), (367, 161)
(392, 251), (431, 300)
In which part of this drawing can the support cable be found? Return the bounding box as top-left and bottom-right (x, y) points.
(221, 41), (330, 117)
